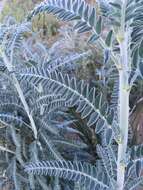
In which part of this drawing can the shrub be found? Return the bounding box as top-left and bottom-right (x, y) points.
(0, 0), (143, 190)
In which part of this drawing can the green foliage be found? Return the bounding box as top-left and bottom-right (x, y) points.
(0, 0), (59, 39)
(0, 0), (34, 22)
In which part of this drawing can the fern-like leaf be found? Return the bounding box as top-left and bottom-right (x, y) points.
(28, 0), (100, 34)
(0, 113), (30, 129)
(25, 160), (109, 189)
(20, 68), (113, 132)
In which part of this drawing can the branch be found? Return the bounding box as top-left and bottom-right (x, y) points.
(2, 53), (38, 139)
(0, 145), (15, 154)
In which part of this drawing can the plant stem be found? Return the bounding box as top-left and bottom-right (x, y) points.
(117, 70), (129, 190)
(2, 53), (38, 139)
(0, 145), (15, 154)
(117, 0), (130, 188)
(117, 32), (129, 189)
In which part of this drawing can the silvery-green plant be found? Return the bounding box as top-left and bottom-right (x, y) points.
(0, 16), (96, 189)
(0, 1), (143, 190)
(22, 0), (143, 190)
